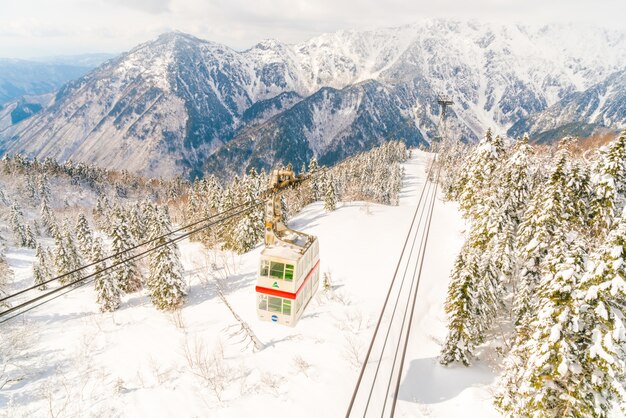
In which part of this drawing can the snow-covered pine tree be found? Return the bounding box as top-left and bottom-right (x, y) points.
(489, 136), (535, 282)
(53, 221), (82, 285)
(25, 175), (37, 201)
(440, 248), (482, 366)
(589, 130), (626, 237)
(93, 194), (110, 230)
(63, 223), (83, 286)
(128, 203), (146, 244)
(9, 203), (28, 247)
(566, 158), (592, 229)
(33, 243), (51, 290)
(40, 199), (56, 236)
(23, 224), (36, 249)
(458, 128), (506, 218)
(514, 143), (572, 326)
(324, 172), (337, 212)
(440, 210), (503, 366)
(495, 233), (591, 417)
(92, 237), (120, 312)
(37, 173), (51, 205)
(109, 211), (142, 293)
(440, 133), (517, 367)
(227, 171), (264, 254)
(0, 247), (13, 308)
(147, 208), (186, 310)
(217, 185), (236, 246)
(75, 213), (94, 261)
(577, 211), (626, 417)
(309, 157), (320, 201)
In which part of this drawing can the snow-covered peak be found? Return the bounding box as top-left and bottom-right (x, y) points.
(2, 19), (624, 179)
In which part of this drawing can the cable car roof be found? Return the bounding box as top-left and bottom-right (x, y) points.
(261, 231), (316, 260)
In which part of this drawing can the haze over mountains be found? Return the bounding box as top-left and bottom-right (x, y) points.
(0, 20), (624, 178)
(0, 54), (114, 105)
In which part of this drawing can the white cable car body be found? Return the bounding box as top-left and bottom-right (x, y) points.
(256, 169), (320, 327)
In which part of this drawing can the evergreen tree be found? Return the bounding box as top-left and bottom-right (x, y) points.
(54, 222), (82, 285)
(23, 224), (36, 249)
(567, 160), (592, 228)
(440, 214), (503, 365)
(496, 234), (591, 417)
(128, 204), (146, 243)
(147, 208), (186, 310)
(25, 175), (37, 201)
(324, 173), (337, 212)
(0, 248), (13, 308)
(93, 194), (110, 230)
(8, 201), (35, 248)
(589, 130), (626, 236)
(458, 129), (506, 218)
(577, 213), (626, 417)
(93, 238), (120, 312)
(308, 157), (320, 201)
(37, 173), (51, 205)
(109, 211), (142, 293)
(75, 214), (94, 261)
(40, 199), (56, 236)
(440, 249), (482, 366)
(227, 173), (264, 254)
(485, 137), (536, 287)
(515, 144), (573, 326)
(33, 243), (51, 290)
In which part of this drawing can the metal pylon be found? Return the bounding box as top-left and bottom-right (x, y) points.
(437, 95), (453, 148)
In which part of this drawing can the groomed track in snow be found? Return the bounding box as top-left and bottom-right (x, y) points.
(1, 150), (500, 418)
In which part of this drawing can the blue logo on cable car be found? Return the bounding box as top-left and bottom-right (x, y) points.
(271, 315), (278, 322)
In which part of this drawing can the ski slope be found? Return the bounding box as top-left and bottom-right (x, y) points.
(1, 150), (500, 417)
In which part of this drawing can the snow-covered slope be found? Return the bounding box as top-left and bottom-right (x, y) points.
(1, 21), (624, 178)
(1, 151), (507, 417)
(0, 93), (55, 132)
(508, 68), (626, 143)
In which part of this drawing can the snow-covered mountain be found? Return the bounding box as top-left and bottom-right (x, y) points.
(508, 68), (626, 143)
(205, 80), (429, 177)
(1, 21), (624, 178)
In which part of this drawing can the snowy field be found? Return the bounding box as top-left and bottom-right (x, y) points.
(1, 151), (501, 417)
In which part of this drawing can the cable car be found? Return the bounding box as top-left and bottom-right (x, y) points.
(256, 169), (320, 327)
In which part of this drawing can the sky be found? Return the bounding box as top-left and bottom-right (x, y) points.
(0, 0), (624, 59)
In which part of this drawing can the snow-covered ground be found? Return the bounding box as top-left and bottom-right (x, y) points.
(1, 151), (501, 417)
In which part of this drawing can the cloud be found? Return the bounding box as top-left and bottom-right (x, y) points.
(0, 0), (624, 58)
(107, 0), (171, 14)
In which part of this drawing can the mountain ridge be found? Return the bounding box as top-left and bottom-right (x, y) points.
(1, 20), (624, 178)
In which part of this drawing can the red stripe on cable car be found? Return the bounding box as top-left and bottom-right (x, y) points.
(256, 259), (320, 300)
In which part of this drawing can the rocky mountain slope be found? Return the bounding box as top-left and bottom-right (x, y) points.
(1, 21), (624, 178)
(508, 68), (626, 143)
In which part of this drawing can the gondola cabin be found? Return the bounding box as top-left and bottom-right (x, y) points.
(256, 233), (320, 327)
(256, 168), (320, 327)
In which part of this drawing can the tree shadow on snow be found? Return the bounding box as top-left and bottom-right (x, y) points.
(397, 357), (494, 404)
(289, 210), (326, 231)
(262, 334), (300, 350)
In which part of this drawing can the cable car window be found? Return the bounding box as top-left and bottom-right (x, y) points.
(260, 260), (270, 277)
(284, 264), (294, 281)
(268, 296), (282, 313)
(258, 294), (268, 310)
(269, 262), (284, 279)
(283, 300), (292, 315)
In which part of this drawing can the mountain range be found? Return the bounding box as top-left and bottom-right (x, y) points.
(0, 20), (624, 178)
